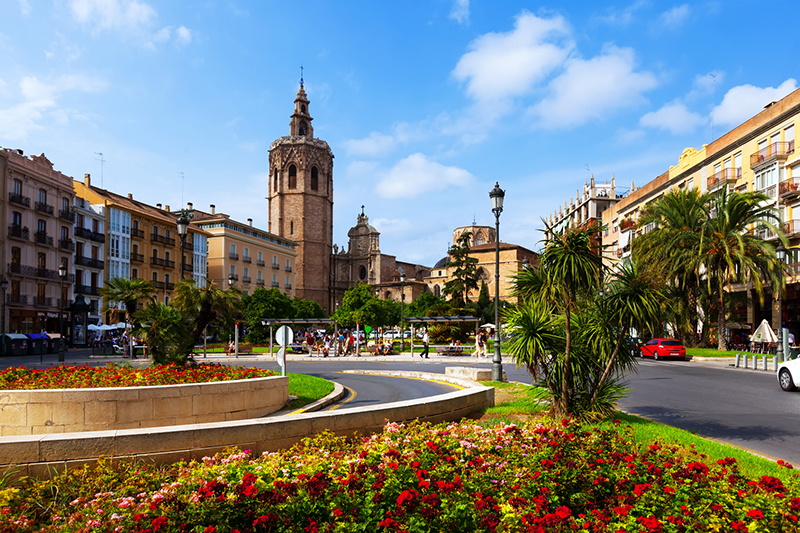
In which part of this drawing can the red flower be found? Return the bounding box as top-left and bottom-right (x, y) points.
(151, 516), (168, 532)
(332, 508), (343, 517)
(204, 527), (216, 533)
(747, 509), (764, 520)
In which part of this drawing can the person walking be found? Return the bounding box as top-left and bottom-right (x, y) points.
(420, 330), (430, 359)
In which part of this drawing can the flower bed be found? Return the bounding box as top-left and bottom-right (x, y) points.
(0, 363), (273, 389)
(3, 419), (798, 532)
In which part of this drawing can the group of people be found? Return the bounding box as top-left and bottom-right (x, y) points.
(474, 329), (490, 358)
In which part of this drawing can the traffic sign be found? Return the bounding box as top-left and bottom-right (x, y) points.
(276, 325), (294, 347)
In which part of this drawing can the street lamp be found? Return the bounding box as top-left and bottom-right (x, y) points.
(228, 273), (236, 289)
(399, 268), (406, 352)
(58, 262), (67, 362)
(176, 213), (189, 280)
(0, 277), (7, 356)
(777, 243), (787, 363)
(489, 181), (505, 382)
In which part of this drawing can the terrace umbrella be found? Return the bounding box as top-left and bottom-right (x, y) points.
(752, 319), (778, 344)
(87, 324), (102, 331)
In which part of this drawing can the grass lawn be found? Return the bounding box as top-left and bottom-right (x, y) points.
(687, 347), (756, 358)
(286, 373), (335, 410)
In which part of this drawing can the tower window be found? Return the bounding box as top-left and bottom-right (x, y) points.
(311, 167), (318, 190)
(298, 123), (306, 136)
(290, 221), (294, 235)
(301, 104), (306, 114)
(288, 165), (297, 189)
(273, 168), (278, 191)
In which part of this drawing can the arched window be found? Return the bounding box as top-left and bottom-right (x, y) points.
(474, 232), (486, 245)
(298, 122), (306, 136)
(359, 266), (367, 280)
(311, 167), (318, 190)
(288, 165), (297, 189)
(434, 285), (441, 297)
(273, 168), (278, 191)
(477, 267), (488, 281)
(301, 104), (306, 114)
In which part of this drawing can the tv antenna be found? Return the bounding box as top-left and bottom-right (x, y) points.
(94, 152), (105, 188)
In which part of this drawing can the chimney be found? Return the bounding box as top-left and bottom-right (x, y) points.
(248, 218), (253, 226)
(187, 202), (193, 210)
(128, 193), (133, 200)
(156, 203), (162, 209)
(210, 204), (215, 215)
(84, 173), (91, 186)
(165, 205), (170, 212)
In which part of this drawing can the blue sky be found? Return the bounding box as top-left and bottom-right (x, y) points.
(2, 1), (799, 267)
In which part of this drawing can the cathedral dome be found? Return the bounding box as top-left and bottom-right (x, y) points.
(433, 256), (450, 269)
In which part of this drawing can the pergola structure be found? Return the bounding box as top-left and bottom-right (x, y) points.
(261, 318), (338, 356)
(403, 316), (480, 353)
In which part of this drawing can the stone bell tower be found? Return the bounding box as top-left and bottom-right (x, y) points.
(267, 81), (334, 312)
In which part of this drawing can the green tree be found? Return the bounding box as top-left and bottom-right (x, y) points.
(331, 283), (376, 329)
(241, 287), (295, 343)
(443, 231), (479, 305)
(405, 291), (448, 317)
(132, 303), (193, 365)
(99, 277), (156, 357)
(292, 297), (325, 319)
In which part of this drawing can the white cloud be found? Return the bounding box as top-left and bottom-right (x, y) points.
(640, 101), (706, 134)
(449, 0), (469, 25)
(343, 132), (396, 157)
(175, 26), (192, 46)
(452, 10), (573, 104)
(659, 4), (690, 29)
(713, 79), (798, 127)
(686, 70), (724, 101)
(370, 217), (413, 237)
(594, 1), (649, 26)
(527, 45), (657, 129)
(0, 74), (106, 142)
(152, 25), (193, 47)
(17, 0), (31, 16)
(69, 0), (157, 32)
(375, 153), (474, 199)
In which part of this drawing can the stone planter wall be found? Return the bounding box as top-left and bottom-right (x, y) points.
(0, 376), (288, 436)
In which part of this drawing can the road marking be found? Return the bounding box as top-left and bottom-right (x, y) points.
(326, 386), (357, 411)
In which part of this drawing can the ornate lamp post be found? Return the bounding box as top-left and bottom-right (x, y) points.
(399, 268), (406, 352)
(58, 262), (68, 362)
(777, 243), (787, 363)
(176, 213), (189, 280)
(489, 182), (505, 382)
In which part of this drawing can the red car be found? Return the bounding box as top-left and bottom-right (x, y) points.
(641, 338), (686, 360)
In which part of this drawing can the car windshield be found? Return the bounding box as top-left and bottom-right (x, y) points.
(661, 340), (683, 346)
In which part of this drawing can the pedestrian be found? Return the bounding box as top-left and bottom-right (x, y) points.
(420, 330), (430, 359)
(789, 331), (796, 347)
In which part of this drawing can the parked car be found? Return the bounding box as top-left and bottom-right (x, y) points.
(778, 358), (800, 391)
(640, 338), (686, 360)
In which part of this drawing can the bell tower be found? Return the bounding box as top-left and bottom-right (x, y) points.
(267, 81), (334, 312)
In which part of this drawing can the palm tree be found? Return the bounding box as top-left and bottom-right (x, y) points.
(633, 187), (708, 345)
(99, 277), (156, 329)
(171, 278), (242, 351)
(133, 303), (192, 365)
(699, 188), (783, 350)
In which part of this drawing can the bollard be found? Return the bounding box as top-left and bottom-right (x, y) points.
(744, 355), (748, 369)
(753, 355), (758, 370)
(735, 353), (741, 367)
(772, 355), (778, 372)
(762, 355), (768, 371)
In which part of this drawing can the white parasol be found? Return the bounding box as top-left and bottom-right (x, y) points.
(752, 319), (778, 343)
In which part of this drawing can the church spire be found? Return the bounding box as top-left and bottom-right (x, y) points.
(290, 78), (313, 138)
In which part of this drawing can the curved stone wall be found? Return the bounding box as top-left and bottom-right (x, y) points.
(0, 376), (289, 436)
(0, 374), (492, 480)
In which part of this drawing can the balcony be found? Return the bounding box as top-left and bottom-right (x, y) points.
(35, 202), (54, 216)
(257, 279), (265, 286)
(257, 260), (265, 267)
(779, 177), (800, 202)
(130, 253), (144, 263)
(706, 167), (742, 192)
(242, 276), (252, 284)
(7, 263), (75, 282)
(180, 262), (193, 273)
(74, 226), (106, 243)
(272, 263), (280, 270)
(229, 274), (239, 282)
(130, 227), (145, 239)
(229, 253), (239, 261)
(285, 265), (292, 272)
(59, 209), (76, 222)
(785, 220), (800, 237)
(9, 193), (30, 207)
(752, 226), (777, 241)
(34, 231), (53, 247)
(619, 218), (634, 232)
(76, 285), (100, 296)
(33, 296), (53, 307)
(180, 241), (194, 253)
(154, 281), (166, 289)
(165, 282), (175, 291)
(150, 257), (175, 269)
(243, 255), (252, 263)
(751, 141), (795, 168)
(58, 238), (75, 252)
(151, 233), (176, 246)
(75, 256), (104, 269)
(7, 225), (29, 241)
(272, 282), (279, 288)
(6, 294), (27, 305)
(285, 283), (292, 290)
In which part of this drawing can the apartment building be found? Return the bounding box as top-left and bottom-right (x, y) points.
(548, 174), (626, 232)
(602, 87), (800, 336)
(0, 148), (75, 334)
(192, 205), (296, 296)
(72, 195), (106, 325)
(73, 175), (210, 308)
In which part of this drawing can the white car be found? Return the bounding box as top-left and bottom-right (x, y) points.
(777, 358), (800, 391)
